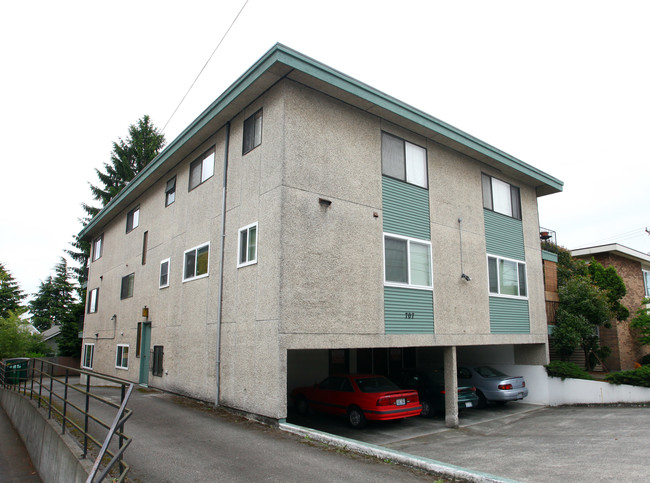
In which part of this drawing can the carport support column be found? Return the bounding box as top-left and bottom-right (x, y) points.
(443, 346), (459, 428)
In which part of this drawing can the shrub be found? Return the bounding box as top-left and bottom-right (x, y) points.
(640, 354), (650, 366)
(605, 366), (650, 387)
(545, 361), (594, 380)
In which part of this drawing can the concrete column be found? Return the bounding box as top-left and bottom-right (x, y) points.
(443, 346), (459, 428)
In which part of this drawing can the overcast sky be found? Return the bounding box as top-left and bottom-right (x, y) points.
(2, 0), (649, 297)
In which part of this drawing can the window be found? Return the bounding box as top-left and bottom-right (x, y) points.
(238, 223), (258, 267)
(487, 255), (527, 298)
(383, 234), (432, 288)
(126, 206), (140, 233)
(87, 288), (98, 313)
(152, 346), (164, 377)
(136, 322), (142, 357)
(142, 231), (148, 265)
(482, 174), (521, 219)
(381, 132), (428, 188)
(644, 270), (650, 298)
(189, 150), (215, 191)
(120, 273), (134, 299)
(82, 343), (94, 369)
(183, 243), (209, 281)
(92, 234), (103, 261)
(115, 344), (129, 370)
(243, 110), (263, 154)
(165, 176), (176, 206)
(160, 258), (170, 288)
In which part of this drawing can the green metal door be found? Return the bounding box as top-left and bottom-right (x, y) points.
(139, 322), (151, 386)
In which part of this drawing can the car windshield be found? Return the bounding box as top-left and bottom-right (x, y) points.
(475, 366), (507, 377)
(355, 376), (399, 393)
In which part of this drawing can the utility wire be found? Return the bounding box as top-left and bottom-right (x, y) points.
(162, 0), (249, 133)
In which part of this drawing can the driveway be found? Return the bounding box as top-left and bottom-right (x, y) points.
(288, 403), (650, 482)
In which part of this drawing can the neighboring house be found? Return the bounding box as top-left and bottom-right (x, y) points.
(40, 325), (61, 353)
(78, 44), (563, 423)
(571, 244), (650, 371)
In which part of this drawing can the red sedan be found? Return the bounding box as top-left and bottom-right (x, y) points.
(292, 374), (422, 428)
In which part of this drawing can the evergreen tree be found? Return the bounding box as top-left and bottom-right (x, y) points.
(29, 258), (76, 332)
(57, 303), (84, 357)
(0, 262), (25, 318)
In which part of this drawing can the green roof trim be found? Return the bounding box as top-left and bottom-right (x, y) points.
(80, 43), (562, 239)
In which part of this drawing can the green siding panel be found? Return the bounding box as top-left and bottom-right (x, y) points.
(489, 297), (530, 333)
(542, 250), (558, 263)
(384, 286), (434, 334)
(382, 177), (431, 240)
(484, 209), (525, 261)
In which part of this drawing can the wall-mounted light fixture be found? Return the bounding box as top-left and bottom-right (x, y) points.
(318, 197), (332, 207)
(142, 306), (149, 319)
(111, 314), (117, 321)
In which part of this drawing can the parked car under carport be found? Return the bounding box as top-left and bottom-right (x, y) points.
(458, 366), (528, 407)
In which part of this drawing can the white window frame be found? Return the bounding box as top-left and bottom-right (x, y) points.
(183, 242), (210, 282)
(243, 109), (263, 154)
(189, 150), (215, 191)
(237, 222), (258, 268)
(126, 206), (140, 233)
(381, 132), (428, 189)
(482, 174), (522, 220)
(487, 254), (528, 299)
(82, 343), (94, 369)
(87, 288), (98, 314)
(115, 344), (129, 370)
(383, 233), (433, 290)
(160, 258), (171, 288)
(120, 273), (135, 300)
(643, 269), (650, 298)
(165, 176), (176, 206)
(92, 234), (103, 261)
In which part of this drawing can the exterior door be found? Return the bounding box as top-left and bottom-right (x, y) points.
(139, 322), (151, 386)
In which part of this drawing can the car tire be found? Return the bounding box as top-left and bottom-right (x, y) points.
(420, 399), (435, 418)
(296, 396), (309, 416)
(476, 390), (488, 409)
(347, 406), (367, 429)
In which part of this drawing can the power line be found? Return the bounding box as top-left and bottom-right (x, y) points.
(161, 0), (249, 134)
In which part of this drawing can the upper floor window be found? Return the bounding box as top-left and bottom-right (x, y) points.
(189, 150), (215, 191)
(183, 242), (209, 281)
(126, 206), (140, 233)
(160, 258), (170, 288)
(115, 344), (129, 370)
(92, 234), (103, 261)
(381, 132), (428, 188)
(120, 273), (135, 299)
(487, 255), (527, 298)
(165, 176), (176, 206)
(482, 174), (521, 220)
(238, 223), (258, 267)
(243, 110), (263, 154)
(644, 270), (650, 298)
(87, 288), (99, 313)
(82, 343), (94, 369)
(384, 234), (432, 289)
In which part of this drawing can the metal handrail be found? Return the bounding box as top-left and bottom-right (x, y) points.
(0, 358), (134, 482)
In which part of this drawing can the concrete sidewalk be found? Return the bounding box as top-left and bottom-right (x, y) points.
(0, 404), (41, 482)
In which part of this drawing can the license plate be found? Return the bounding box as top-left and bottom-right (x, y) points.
(465, 402), (473, 408)
(518, 393), (523, 399)
(396, 398), (406, 406)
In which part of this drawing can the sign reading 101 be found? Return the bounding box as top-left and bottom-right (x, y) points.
(405, 312), (415, 319)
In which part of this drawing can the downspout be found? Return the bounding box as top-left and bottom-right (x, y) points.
(215, 121), (230, 406)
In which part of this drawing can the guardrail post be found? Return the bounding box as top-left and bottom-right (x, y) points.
(38, 360), (44, 408)
(48, 362), (54, 419)
(83, 373), (91, 458)
(62, 368), (69, 435)
(29, 360), (35, 400)
(119, 384), (126, 475)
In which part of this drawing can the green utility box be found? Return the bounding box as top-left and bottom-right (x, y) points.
(4, 358), (30, 385)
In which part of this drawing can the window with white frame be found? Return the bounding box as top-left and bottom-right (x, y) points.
(92, 234), (103, 261)
(381, 132), (428, 188)
(120, 273), (134, 299)
(87, 288), (98, 313)
(487, 255), (528, 298)
(126, 206), (140, 233)
(243, 110), (263, 154)
(644, 270), (650, 298)
(482, 174), (522, 219)
(383, 234), (432, 288)
(165, 176), (176, 206)
(189, 150), (215, 191)
(115, 344), (129, 369)
(160, 258), (170, 288)
(238, 223), (258, 267)
(82, 343), (94, 369)
(183, 243), (209, 281)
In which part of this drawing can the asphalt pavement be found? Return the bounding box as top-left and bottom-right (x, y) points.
(0, 404), (41, 482)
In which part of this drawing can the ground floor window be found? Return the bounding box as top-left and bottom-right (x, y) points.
(152, 346), (164, 377)
(82, 343), (94, 369)
(116, 344), (129, 369)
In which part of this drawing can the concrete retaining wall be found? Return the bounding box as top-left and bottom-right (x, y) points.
(0, 389), (92, 482)
(547, 377), (650, 405)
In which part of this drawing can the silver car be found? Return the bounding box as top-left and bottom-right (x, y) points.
(458, 366), (528, 407)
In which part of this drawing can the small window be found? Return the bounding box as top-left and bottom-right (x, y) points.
(183, 243), (209, 281)
(165, 176), (176, 206)
(116, 344), (129, 369)
(152, 345), (164, 377)
(126, 206), (140, 233)
(82, 343), (94, 369)
(383, 234), (432, 288)
(487, 255), (527, 298)
(142, 231), (148, 265)
(136, 322), (142, 357)
(87, 288), (99, 314)
(189, 150), (215, 191)
(120, 273), (135, 299)
(238, 223), (258, 267)
(243, 110), (263, 154)
(160, 258), (170, 288)
(381, 132), (428, 188)
(92, 235), (103, 261)
(482, 174), (521, 220)
(644, 270), (650, 298)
